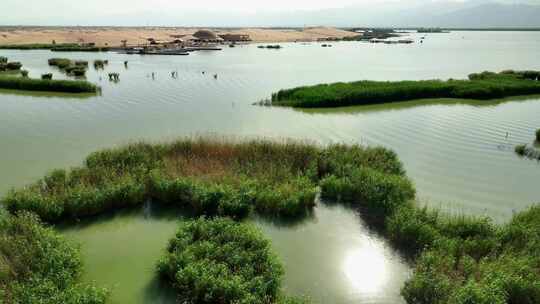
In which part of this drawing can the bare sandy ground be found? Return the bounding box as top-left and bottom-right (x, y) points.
(0, 27), (357, 46)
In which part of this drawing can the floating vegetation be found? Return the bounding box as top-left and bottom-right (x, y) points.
(93, 60), (108, 69)
(0, 76), (97, 93)
(258, 44), (282, 49)
(157, 218), (285, 304)
(0, 43), (79, 50)
(48, 58), (88, 77)
(0, 210), (109, 303)
(51, 46), (110, 52)
(41, 73), (53, 80)
(270, 70), (540, 108)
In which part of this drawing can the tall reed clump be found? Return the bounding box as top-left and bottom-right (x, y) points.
(271, 71), (540, 108)
(2, 138), (403, 222)
(157, 218), (284, 304)
(536, 128), (540, 142)
(0, 210), (108, 303)
(0, 43), (79, 50)
(0, 76), (97, 93)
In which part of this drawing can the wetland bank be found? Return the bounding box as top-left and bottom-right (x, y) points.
(1, 31), (540, 303)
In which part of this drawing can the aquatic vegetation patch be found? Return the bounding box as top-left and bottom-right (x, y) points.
(536, 128), (540, 142)
(270, 71), (540, 108)
(515, 144), (540, 160)
(0, 210), (108, 303)
(3, 137), (539, 303)
(51, 47), (109, 52)
(48, 58), (88, 77)
(2, 138), (403, 222)
(157, 217), (285, 304)
(0, 76), (97, 93)
(0, 43), (79, 50)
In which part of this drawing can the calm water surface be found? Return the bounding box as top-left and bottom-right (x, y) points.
(2, 31), (540, 303)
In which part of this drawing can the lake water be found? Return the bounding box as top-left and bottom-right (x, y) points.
(2, 31), (540, 303)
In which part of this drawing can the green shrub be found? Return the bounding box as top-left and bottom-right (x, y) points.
(48, 58), (72, 69)
(0, 56), (7, 63)
(320, 167), (415, 216)
(157, 218), (283, 304)
(21, 70), (29, 77)
(6, 62), (22, 70)
(41, 73), (53, 80)
(0, 211), (108, 303)
(515, 144), (527, 155)
(536, 129), (540, 142)
(0, 43), (79, 50)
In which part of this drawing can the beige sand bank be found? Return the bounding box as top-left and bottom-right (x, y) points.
(0, 27), (357, 46)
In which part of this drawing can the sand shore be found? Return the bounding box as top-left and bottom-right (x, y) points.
(0, 26), (357, 46)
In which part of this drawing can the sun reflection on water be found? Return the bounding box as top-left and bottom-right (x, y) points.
(343, 241), (388, 294)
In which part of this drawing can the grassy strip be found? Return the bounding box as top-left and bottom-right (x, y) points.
(51, 47), (110, 52)
(271, 71), (540, 108)
(2, 138), (403, 222)
(0, 76), (97, 93)
(157, 218), (289, 304)
(0, 210), (108, 303)
(0, 43), (79, 50)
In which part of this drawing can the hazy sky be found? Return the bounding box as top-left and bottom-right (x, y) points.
(2, 0), (539, 26)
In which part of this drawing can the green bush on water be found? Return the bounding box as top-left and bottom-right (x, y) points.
(6, 138), (392, 221)
(48, 58), (72, 69)
(0, 57), (7, 64)
(48, 58), (88, 76)
(157, 217), (284, 304)
(0, 43), (79, 50)
(536, 129), (540, 142)
(51, 47), (110, 52)
(0, 210), (108, 304)
(271, 70), (540, 108)
(0, 76), (97, 93)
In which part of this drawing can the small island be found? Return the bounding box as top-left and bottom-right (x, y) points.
(268, 70), (540, 108)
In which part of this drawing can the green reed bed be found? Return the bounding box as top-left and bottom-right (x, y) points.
(51, 47), (110, 52)
(0, 43), (79, 50)
(48, 58), (88, 77)
(157, 217), (307, 304)
(0, 210), (108, 304)
(0, 76), (97, 93)
(3, 138), (399, 222)
(271, 71), (540, 108)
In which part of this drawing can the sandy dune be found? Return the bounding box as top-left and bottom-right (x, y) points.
(0, 27), (357, 46)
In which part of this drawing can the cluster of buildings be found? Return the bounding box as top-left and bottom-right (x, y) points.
(145, 30), (251, 47)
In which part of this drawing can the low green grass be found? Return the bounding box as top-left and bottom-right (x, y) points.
(0, 76), (97, 93)
(157, 217), (285, 304)
(0, 43), (79, 50)
(0, 210), (108, 304)
(271, 71), (540, 108)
